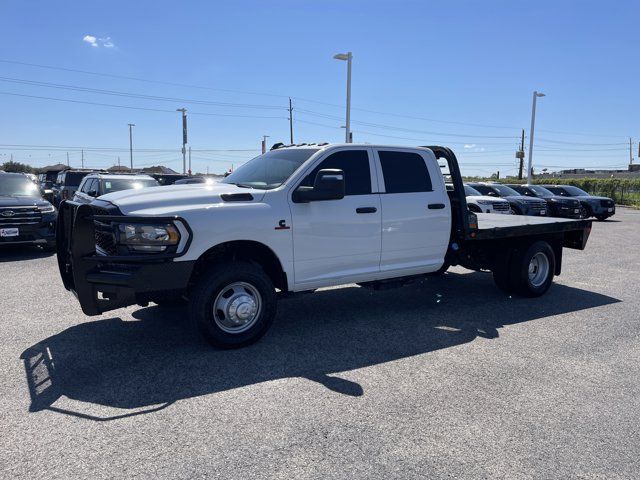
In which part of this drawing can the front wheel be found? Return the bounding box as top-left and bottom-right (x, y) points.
(595, 215), (608, 221)
(189, 261), (277, 349)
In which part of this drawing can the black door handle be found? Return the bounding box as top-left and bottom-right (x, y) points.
(428, 203), (445, 210)
(356, 207), (377, 214)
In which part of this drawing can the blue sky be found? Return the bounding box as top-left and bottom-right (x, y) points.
(0, 0), (637, 175)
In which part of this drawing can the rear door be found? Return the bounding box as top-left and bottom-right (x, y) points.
(289, 148), (382, 287)
(373, 148), (451, 274)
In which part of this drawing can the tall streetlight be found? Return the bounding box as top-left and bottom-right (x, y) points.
(176, 108), (187, 174)
(527, 91), (545, 184)
(333, 52), (352, 143)
(128, 123), (135, 171)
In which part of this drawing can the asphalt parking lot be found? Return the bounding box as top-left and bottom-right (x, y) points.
(1, 208), (639, 479)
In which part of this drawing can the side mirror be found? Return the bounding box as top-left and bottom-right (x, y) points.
(294, 169), (345, 203)
(87, 190), (98, 197)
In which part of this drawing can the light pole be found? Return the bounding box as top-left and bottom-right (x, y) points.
(527, 91), (545, 184)
(333, 51), (352, 143)
(128, 123), (135, 170)
(176, 108), (187, 173)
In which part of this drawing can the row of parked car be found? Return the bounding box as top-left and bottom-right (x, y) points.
(0, 166), (618, 253)
(461, 182), (615, 220)
(37, 169), (218, 207)
(1, 170), (219, 251)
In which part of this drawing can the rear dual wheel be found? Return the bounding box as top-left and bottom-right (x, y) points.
(493, 241), (555, 297)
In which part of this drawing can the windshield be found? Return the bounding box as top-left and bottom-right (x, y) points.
(221, 148), (320, 190)
(464, 185), (482, 196)
(0, 175), (41, 196)
(490, 184), (521, 196)
(102, 178), (159, 194)
(556, 186), (589, 196)
(527, 185), (554, 197)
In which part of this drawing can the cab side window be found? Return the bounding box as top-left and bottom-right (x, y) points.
(378, 151), (432, 193)
(299, 150), (371, 196)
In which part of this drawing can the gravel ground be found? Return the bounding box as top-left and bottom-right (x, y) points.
(1, 208), (639, 479)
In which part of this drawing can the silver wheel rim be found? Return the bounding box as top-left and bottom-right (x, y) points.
(212, 282), (262, 334)
(528, 252), (550, 288)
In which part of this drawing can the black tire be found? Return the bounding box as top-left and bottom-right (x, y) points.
(511, 205), (523, 215)
(595, 215), (607, 221)
(579, 206), (589, 219)
(189, 261), (277, 349)
(468, 204), (482, 214)
(508, 241), (555, 297)
(492, 260), (515, 293)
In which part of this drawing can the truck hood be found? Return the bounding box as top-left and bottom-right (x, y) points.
(0, 195), (50, 208)
(97, 183), (267, 215)
(466, 195), (509, 203)
(572, 195), (613, 202)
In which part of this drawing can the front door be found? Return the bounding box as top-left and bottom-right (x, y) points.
(289, 148), (382, 287)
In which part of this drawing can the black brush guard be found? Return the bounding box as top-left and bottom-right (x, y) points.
(56, 201), (194, 315)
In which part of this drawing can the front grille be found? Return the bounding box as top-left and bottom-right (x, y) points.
(92, 204), (120, 255)
(492, 202), (511, 211)
(523, 199), (546, 213)
(0, 206), (42, 226)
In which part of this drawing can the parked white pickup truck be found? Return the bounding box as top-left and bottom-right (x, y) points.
(57, 144), (592, 348)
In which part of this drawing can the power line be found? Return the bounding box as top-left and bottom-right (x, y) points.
(0, 76), (285, 110)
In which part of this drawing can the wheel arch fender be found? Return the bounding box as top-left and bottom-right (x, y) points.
(190, 240), (289, 292)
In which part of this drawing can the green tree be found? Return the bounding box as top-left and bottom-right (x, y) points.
(1, 160), (34, 173)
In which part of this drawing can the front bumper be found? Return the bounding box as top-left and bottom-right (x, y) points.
(0, 219), (56, 246)
(56, 201), (194, 315)
(548, 202), (582, 219)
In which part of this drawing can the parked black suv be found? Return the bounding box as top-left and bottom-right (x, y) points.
(0, 173), (57, 250)
(544, 185), (615, 221)
(506, 184), (582, 219)
(52, 169), (95, 207)
(467, 182), (548, 216)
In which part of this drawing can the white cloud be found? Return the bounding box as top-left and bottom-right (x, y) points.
(464, 144), (476, 149)
(82, 35), (98, 47)
(82, 34), (116, 49)
(100, 37), (115, 48)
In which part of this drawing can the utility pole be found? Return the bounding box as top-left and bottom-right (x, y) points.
(81, 149), (84, 169)
(527, 91), (545, 184)
(333, 52), (353, 143)
(118, 156), (121, 168)
(262, 135), (270, 154)
(176, 108), (188, 174)
(288, 98), (294, 144)
(188, 146), (192, 174)
(517, 129), (525, 180)
(128, 123), (135, 170)
(630, 137), (633, 165)
(66, 152), (70, 167)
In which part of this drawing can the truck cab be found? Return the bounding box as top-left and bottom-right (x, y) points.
(56, 144), (592, 348)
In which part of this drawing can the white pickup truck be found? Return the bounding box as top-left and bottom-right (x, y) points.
(56, 144), (592, 348)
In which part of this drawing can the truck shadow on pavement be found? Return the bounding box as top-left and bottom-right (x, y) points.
(21, 271), (620, 421)
(0, 245), (55, 262)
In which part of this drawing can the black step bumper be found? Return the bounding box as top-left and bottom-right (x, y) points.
(56, 201), (194, 315)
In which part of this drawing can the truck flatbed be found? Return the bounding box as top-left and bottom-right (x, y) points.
(473, 213), (592, 241)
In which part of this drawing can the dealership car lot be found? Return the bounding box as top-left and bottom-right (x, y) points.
(0, 208), (639, 479)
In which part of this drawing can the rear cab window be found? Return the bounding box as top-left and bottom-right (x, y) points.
(377, 150), (433, 193)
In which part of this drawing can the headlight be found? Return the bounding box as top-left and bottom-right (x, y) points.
(116, 223), (180, 253)
(477, 200), (493, 205)
(548, 198), (558, 202)
(38, 203), (56, 213)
